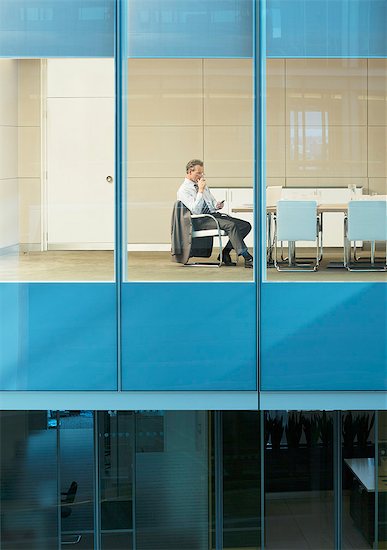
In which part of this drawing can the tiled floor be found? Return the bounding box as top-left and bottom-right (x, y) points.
(0, 249), (385, 282)
(265, 492), (371, 549)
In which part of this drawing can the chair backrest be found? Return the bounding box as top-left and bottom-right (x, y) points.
(266, 186), (282, 207)
(347, 200), (387, 241)
(64, 481), (78, 505)
(276, 200), (318, 241)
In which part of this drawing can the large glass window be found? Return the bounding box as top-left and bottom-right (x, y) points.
(0, 58), (115, 282)
(264, 411), (334, 548)
(0, 411), (58, 549)
(126, 57), (255, 282)
(378, 411), (387, 548)
(223, 411), (261, 549)
(265, 57), (386, 281)
(2, 409), (387, 549)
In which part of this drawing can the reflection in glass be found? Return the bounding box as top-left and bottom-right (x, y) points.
(0, 411), (58, 549)
(342, 411), (375, 549)
(265, 57), (387, 282)
(223, 411), (261, 549)
(135, 411), (209, 550)
(0, 58), (114, 282)
(59, 410), (94, 548)
(99, 411), (134, 549)
(264, 411), (334, 549)
(378, 411), (387, 548)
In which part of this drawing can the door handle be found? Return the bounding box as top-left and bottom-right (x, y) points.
(106, 176), (113, 183)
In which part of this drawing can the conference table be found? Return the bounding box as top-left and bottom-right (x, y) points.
(232, 197), (387, 268)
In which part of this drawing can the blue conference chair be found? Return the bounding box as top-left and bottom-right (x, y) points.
(344, 200), (387, 271)
(274, 200), (321, 271)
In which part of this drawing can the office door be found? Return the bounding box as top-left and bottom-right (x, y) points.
(46, 59), (115, 249)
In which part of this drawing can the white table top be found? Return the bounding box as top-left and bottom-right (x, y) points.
(344, 457), (387, 493)
(344, 458), (375, 491)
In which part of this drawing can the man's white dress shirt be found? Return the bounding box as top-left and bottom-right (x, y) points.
(177, 178), (217, 215)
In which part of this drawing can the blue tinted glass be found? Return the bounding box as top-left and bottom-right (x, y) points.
(0, 283), (117, 390)
(0, 0), (114, 57)
(128, 0), (253, 57)
(266, 0), (387, 57)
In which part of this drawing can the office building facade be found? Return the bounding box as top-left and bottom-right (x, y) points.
(0, 0), (386, 548)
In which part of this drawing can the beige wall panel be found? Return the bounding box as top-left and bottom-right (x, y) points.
(286, 59), (367, 126)
(47, 59), (114, 97)
(204, 59), (253, 126)
(0, 179), (19, 247)
(128, 126), (203, 178)
(128, 59), (203, 126)
(19, 178), (41, 244)
(0, 127), (18, 179)
(18, 126), (41, 178)
(209, 178), (253, 188)
(18, 60), (41, 126)
(266, 59), (285, 126)
(266, 126), (285, 178)
(285, 177), (368, 189)
(368, 59), (387, 126)
(127, 177), (181, 243)
(368, 126), (387, 177)
(286, 126), (367, 178)
(0, 60), (18, 126)
(368, 178), (387, 195)
(204, 126), (253, 178)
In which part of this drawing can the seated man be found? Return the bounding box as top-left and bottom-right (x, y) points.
(177, 159), (253, 268)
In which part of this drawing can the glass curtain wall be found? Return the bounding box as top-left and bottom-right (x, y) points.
(0, 411), (58, 549)
(3, 409), (387, 549)
(264, 411), (335, 549)
(378, 411), (387, 548)
(265, 15), (387, 282)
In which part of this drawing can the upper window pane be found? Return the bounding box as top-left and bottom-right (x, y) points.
(0, 0), (114, 57)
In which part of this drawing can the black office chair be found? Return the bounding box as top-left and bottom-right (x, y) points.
(61, 480), (78, 519)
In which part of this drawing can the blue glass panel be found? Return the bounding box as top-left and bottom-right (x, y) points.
(121, 283), (257, 390)
(266, 0), (387, 58)
(128, 0), (253, 58)
(0, 283), (117, 390)
(0, 0), (114, 57)
(261, 283), (387, 391)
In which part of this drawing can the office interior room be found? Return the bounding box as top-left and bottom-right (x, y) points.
(1, 56), (386, 283)
(265, 58), (387, 281)
(0, 57), (254, 283)
(1, 409), (386, 550)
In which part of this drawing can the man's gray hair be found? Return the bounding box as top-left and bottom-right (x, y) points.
(186, 159), (203, 173)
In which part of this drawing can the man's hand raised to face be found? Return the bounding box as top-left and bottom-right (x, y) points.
(197, 177), (207, 193)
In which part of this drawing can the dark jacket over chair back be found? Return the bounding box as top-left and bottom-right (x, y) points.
(171, 201), (213, 264)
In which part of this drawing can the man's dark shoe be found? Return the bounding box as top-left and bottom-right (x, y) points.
(244, 256), (253, 268)
(217, 250), (236, 266)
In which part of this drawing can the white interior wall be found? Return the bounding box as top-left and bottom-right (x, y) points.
(18, 60), (42, 249)
(0, 60), (19, 250)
